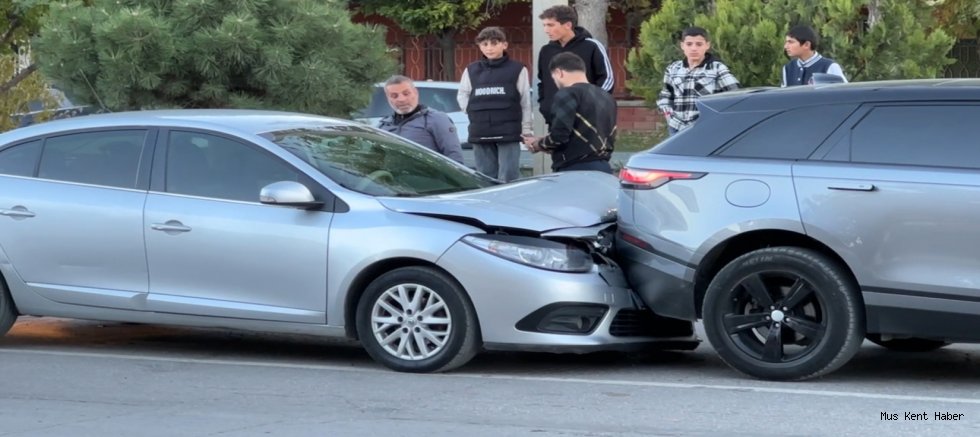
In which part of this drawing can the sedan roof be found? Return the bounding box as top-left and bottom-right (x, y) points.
(0, 109), (354, 144)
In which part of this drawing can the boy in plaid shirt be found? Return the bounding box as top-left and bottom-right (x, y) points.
(657, 27), (740, 135)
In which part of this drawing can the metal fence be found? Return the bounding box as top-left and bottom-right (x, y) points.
(944, 39), (980, 78)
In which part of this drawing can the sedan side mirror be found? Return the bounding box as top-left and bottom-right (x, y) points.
(260, 181), (323, 209)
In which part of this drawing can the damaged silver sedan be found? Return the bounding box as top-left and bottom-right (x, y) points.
(0, 111), (697, 372)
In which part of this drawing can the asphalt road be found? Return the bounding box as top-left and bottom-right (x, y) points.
(1, 317), (978, 436)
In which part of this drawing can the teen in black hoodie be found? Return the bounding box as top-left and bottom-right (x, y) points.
(537, 5), (614, 126)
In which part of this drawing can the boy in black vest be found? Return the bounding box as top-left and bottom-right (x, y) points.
(782, 25), (847, 86)
(457, 27), (532, 182)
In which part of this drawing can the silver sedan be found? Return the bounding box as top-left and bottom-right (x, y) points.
(0, 110), (697, 372)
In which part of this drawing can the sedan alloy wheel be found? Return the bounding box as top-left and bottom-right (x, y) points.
(357, 266), (480, 373)
(370, 283), (452, 361)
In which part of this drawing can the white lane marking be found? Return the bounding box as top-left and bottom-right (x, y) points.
(3, 347), (979, 405)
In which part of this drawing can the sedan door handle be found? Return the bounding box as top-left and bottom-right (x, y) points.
(0, 207), (36, 218)
(151, 221), (192, 233)
(827, 183), (875, 192)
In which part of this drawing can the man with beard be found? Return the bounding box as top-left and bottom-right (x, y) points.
(378, 75), (464, 163)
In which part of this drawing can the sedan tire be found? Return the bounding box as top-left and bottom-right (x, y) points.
(356, 266), (480, 373)
(703, 247), (864, 381)
(0, 276), (18, 336)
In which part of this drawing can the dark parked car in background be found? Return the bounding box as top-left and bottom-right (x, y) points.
(617, 79), (980, 380)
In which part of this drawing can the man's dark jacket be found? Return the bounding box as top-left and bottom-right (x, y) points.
(540, 82), (616, 171)
(537, 27), (614, 125)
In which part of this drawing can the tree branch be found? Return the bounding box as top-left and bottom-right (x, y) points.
(1, 16), (23, 47)
(0, 63), (38, 94)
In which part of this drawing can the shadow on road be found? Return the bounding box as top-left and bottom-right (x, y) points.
(4, 317), (979, 383)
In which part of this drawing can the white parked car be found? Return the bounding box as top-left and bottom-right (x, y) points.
(355, 81), (472, 148)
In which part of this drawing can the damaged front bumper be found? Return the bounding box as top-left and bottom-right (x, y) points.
(436, 223), (700, 354)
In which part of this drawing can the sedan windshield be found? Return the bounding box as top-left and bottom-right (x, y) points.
(263, 125), (494, 197)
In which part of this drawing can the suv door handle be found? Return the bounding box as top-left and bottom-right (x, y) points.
(0, 207), (36, 218)
(827, 183), (875, 192)
(151, 221), (192, 233)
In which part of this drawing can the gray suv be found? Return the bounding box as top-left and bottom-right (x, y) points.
(617, 79), (980, 380)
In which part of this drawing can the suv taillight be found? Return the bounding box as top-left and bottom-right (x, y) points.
(619, 168), (705, 190)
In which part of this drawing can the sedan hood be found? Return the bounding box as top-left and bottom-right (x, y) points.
(378, 171), (619, 232)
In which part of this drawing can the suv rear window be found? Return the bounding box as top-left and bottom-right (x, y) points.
(717, 104), (856, 160)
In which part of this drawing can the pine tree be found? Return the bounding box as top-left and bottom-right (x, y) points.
(698, 0), (784, 86)
(33, 0), (396, 116)
(627, 0), (959, 101)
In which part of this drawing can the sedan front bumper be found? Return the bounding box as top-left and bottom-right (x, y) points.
(436, 241), (698, 353)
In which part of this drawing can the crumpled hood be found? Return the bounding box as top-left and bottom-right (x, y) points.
(378, 171), (619, 233)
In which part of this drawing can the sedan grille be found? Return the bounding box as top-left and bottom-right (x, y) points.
(609, 309), (694, 337)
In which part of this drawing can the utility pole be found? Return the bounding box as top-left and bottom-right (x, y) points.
(530, 0), (566, 175)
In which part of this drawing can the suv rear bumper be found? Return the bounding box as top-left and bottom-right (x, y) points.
(616, 235), (699, 321)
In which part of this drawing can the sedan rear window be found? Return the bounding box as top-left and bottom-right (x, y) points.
(0, 140), (42, 177)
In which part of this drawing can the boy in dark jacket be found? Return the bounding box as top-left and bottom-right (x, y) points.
(781, 25), (847, 87)
(536, 5), (614, 126)
(524, 53), (616, 174)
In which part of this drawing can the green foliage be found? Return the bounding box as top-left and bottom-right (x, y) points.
(627, 0), (960, 101)
(354, 0), (519, 80)
(698, 0), (783, 86)
(2, 0), (50, 52)
(625, 0), (710, 101)
(1, 55), (56, 132)
(933, 0), (980, 39)
(2, 0), (58, 132)
(34, 0), (396, 116)
(355, 0), (517, 36)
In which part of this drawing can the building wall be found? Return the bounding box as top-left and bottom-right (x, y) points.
(617, 101), (663, 132)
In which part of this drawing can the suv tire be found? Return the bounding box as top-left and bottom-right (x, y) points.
(703, 247), (864, 381)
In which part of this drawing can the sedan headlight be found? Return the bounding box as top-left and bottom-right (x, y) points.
(462, 235), (594, 273)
